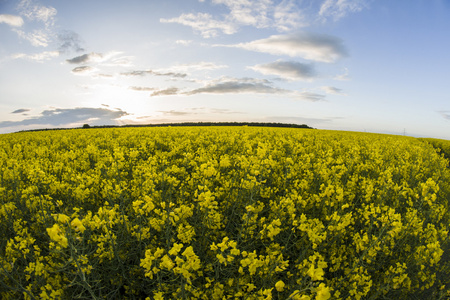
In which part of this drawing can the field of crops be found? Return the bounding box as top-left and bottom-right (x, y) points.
(1, 126), (450, 299)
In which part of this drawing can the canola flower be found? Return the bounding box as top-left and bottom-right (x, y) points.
(0, 126), (450, 299)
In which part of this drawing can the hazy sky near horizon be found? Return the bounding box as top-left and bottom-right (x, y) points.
(1, 0), (450, 139)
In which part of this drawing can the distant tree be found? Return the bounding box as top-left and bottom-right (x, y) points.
(82, 124), (91, 129)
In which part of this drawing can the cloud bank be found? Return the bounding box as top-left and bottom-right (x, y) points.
(0, 107), (129, 129)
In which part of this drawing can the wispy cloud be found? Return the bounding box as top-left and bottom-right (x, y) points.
(334, 67), (350, 80)
(440, 111), (450, 121)
(120, 70), (153, 76)
(104, 56), (134, 67)
(12, 50), (59, 62)
(161, 12), (237, 38)
(150, 87), (180, 97)
(11, 108), (30, 114)
(292, 91), (326, 102)
(11, 0), (57, 47)
(65, 52), (126, 78)
(142, 76), (325, 100)
(12, 28), (51, 47)
(186, 78), (286, 95)
(249, 60), (317, 80)
(66, 52), (106, 64)
(129, 86), (156, 92)
(273, 0), (308, 31)
(168, 62), (228, 73)
(222, 32), (347, 62)
(319, 0), (369, 21)
(0, 107), (129, 129)
(175, 39), (193, 46)
(71, 66), (97, 75)
(18, 0), (57, 27)
(157, 107), (240, 116)
(161, 0), (307, 38)
(0, 14), (24, 27)
(214, 0), (272, 28)
(58, 30), (84, 53)
(157, 110), (192, 116)
(321, 86), (347, 95)
(264, 115), (336, 125)
(120, 69), (187, 78)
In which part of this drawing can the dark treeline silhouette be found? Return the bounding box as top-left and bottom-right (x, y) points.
(17, 122), (314, 133)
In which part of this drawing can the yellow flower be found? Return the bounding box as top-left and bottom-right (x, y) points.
(275, 280), (285, 292)
(154, 291), (164, 300)
(53, 213), (70, 223)
(160, 255), (174, 270)
(46, 224), (68, 248)
(169, 243), (183, 256)
(307, 265), (324, 281)
(315, 283), (331, 300)
(71, 218), (86, 233)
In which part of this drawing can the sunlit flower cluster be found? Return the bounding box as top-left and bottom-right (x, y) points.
(1, 127), (450, 299)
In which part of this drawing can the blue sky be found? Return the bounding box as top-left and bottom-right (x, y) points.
(1, 0), (450, 139)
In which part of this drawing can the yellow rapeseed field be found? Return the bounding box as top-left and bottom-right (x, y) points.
(1, 126), (449, 299)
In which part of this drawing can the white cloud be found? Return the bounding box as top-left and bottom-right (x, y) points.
(274, 0), (308, 31)
(11, 108), (30, 114)
(13, 28), (50, 47)
(58, 30), (85, 53)
(120, 69), (187, 78)
(225, 32), (347, 62)
(71, 66), (98, 76)
(129, 86), (156, 92)
(102, 56), (134, 67)
(0, 14), (24, 27)
(319, 0), (368, 21)
(440, 111), (450, 121)
(186, 80), (286, 95)
(157, 107), (240, 116)
(169, 61), (228, 72)
(321, 86), (347, 95)
(334, 67), (350, 80)
(10, 0), (57, 47)
(66, 52), (103, 64)
(150, 87), (180, 97)
(213, 0), (272, 28)
(175, 39), (193, 46)
(292, 91), (326, 101)
(161, 0), (307, 38)
(249, 60), (316, 80)
(161, 13), (237, 38)
(12, 50), (59, 62)
(18, 0), (57, 27)
(66, 51), (123, 64)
